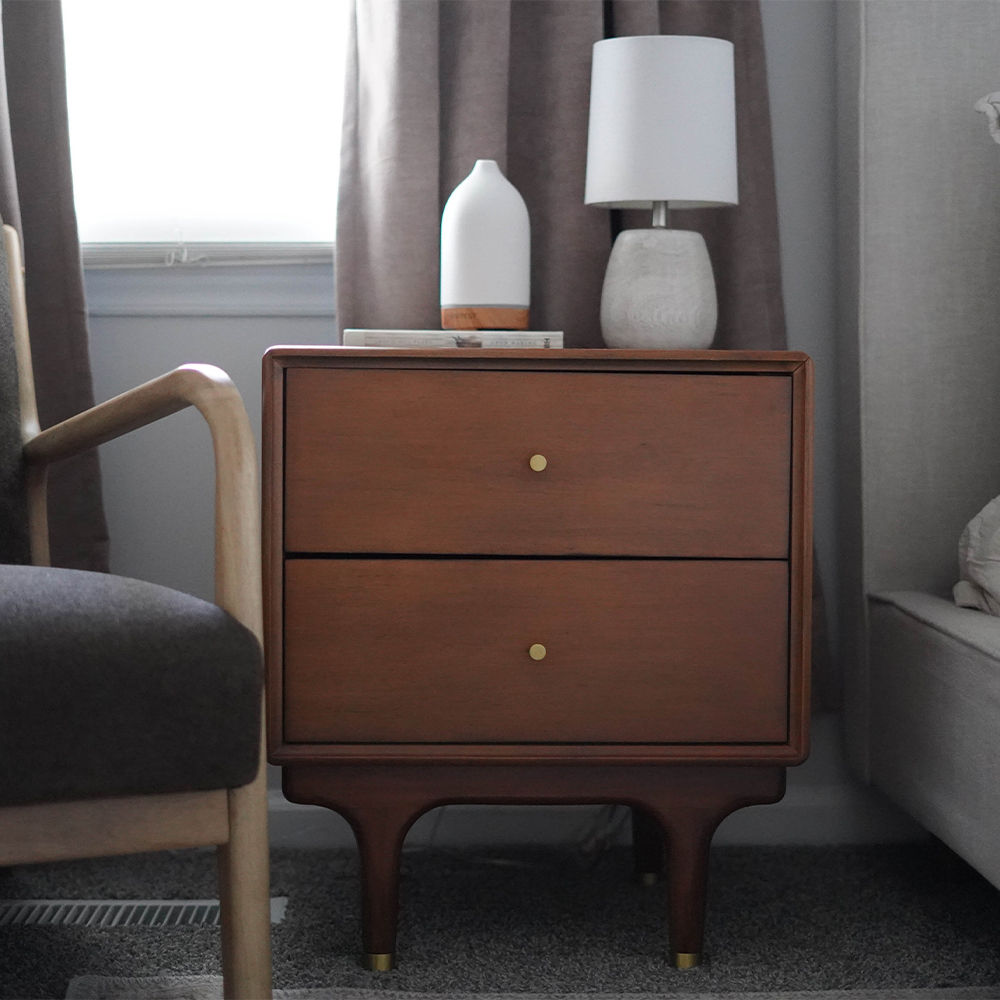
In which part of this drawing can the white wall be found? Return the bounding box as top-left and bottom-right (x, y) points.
(85, 263), (337, 599)
(83, 0), (917, 848)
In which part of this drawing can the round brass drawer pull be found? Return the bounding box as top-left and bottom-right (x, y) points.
(528, 643), (547, 661)
(529, 453), (548, 472)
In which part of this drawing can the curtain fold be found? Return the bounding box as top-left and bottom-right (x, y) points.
(337, 0), (609, 344)
(335, 0), (831, 705)
(336, 0), (786, 350)
(0, 0), (108, 571)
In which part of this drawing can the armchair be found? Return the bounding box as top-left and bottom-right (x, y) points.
(0, 224), (272, 998)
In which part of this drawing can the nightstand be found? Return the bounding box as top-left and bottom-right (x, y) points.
(262, 348), (813, 971)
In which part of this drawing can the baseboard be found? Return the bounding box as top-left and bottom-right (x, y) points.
(267, 777), (922, 851)
(713, 777), (921, 844)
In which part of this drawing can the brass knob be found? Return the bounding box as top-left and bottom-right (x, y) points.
(529, 453), (548, 472)
(528, 643), (547, 661)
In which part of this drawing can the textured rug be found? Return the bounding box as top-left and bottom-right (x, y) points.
(3, 845), (1000, 999)
(61, 978), (1000, 1000)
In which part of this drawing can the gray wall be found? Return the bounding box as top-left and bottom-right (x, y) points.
(837, 0), (1000, 777)
(86, 264), (337, 600)
(854, 0), (1000, 596)
(84, 0), (917, 846)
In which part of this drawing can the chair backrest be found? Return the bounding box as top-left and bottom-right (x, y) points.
(0, 226), (30, 564)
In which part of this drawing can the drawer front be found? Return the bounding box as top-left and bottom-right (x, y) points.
(283, 559), (789, 745)
(283, 369), (791, 558)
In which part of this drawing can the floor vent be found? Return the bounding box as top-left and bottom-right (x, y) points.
(0, 897), (287, 928)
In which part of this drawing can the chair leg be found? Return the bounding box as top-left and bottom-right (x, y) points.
(217, 764), (272, 999)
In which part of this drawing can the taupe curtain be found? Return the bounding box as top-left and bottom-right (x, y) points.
(336, 0), (785, 349)
(0, 0), (108, 571)
(335, 0), (830, 703)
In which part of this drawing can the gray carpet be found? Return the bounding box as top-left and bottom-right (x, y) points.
(1, 844), (1000, 998)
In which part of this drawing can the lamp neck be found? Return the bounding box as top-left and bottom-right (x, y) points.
(651, 201), (670, 228)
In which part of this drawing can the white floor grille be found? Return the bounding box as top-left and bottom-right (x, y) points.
(0, 897), (287, 927)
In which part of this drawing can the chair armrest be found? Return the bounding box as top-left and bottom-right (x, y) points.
(24, 365), (262, 640)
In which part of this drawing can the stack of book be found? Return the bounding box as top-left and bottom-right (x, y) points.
(342, 329), (563, 349)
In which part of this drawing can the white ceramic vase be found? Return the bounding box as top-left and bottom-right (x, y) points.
(440, 159), (530, 330)
(599, 229), (717, 350)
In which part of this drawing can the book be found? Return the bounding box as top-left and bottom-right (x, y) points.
(342, 329), (563, 349)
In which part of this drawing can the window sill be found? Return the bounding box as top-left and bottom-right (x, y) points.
(82, 249), (336, 320)
(81, 242), (334, 270)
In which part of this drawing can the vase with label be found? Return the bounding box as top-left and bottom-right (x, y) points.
(440, 159), (530, 330)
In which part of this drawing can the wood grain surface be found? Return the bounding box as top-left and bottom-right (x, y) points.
(283, 558), (789, 745)
(263, 348), (813, 969)
(283, 369), (791, 558)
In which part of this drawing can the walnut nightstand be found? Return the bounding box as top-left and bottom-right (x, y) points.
(262, 347), (813, 971)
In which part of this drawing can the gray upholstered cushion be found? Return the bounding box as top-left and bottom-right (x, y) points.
(0, 565), (262, 807)
(0, 233), (30, 565)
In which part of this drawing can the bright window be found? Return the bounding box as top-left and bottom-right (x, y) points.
(62, 0), (348, 244)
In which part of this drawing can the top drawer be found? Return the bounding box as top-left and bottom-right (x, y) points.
(283, 368), (791, 557)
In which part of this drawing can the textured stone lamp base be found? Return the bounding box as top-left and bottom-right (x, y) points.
(600, 229), (717, 349)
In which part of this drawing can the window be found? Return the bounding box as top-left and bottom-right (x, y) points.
(62, 0), (349, 257)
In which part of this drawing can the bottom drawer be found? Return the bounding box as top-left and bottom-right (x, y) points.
(283, 559), (789, 745)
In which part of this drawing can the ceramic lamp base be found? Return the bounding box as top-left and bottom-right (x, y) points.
(441, 305), (529, 330)
(599, 229), (717, 349)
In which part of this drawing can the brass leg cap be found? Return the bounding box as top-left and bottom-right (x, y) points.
(638, 872), (659, 887)
(674, 952), (701, 970)
(364, 953), (394, 972)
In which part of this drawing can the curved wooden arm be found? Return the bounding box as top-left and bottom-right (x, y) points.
(24, 365), (262, 640)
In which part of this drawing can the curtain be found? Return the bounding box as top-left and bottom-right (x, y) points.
(338, 0), (607, 343)
(336, 0), (785, 349)
(0, 0), (108, 571)
(335, 0), (831, 704)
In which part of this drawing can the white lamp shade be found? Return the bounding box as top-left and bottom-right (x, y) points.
(585, 35), (738, 210)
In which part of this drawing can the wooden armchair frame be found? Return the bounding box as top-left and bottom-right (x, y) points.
(0, 225), (272, 998)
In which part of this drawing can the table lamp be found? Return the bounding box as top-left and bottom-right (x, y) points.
(585, 35), (738, 349)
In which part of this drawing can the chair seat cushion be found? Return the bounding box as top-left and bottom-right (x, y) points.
(0, 565), (262, 807)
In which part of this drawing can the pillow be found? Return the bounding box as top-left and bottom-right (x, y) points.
(955, 494), (1000, 615)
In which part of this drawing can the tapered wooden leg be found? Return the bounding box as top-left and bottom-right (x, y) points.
(282, 766), (425, 971)
(631, 808), (665, 885)
(662, 810), (716, 968)
(348, 806), (414, 970)
(641, 766), (786, 969)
